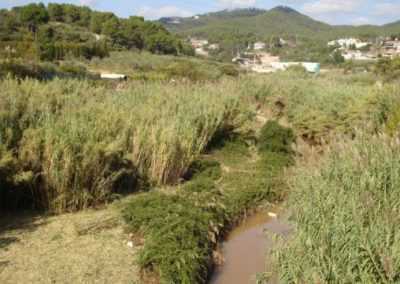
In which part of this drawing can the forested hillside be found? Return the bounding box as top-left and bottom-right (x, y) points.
(0, 3), (193, 61)
(161, 6), (400, 42)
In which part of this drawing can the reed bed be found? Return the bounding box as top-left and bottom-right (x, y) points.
(274, 132), (400, 283)
(0, 78), (245, 212)
(1, 70), (398, 213)
(243, 71), (398, 142)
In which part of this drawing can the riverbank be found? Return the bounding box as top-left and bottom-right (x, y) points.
(122, 120), (295, 283)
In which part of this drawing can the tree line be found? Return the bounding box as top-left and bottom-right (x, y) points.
(0, 3), (194, 61)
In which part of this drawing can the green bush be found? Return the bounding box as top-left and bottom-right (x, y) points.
(219, 64), (239, 77)
(258, 121), (295, 155)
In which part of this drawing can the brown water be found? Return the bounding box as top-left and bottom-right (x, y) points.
(209, 210), (291, 284)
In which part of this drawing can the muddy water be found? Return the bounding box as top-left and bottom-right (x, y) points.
(209, 209), (291, 284)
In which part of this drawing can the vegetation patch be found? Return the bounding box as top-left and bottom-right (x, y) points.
(0, 77), (244, 212)
(122, 121), (295, 284)
(272, 133), (400, 283)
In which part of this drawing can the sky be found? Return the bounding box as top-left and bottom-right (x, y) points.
(1, 0), (399, 25)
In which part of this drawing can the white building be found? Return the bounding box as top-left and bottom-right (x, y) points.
(328, 38), (369, 49)
(342, 50), (371, 61)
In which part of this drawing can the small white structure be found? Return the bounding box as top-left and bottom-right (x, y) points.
(208, 43), (220, 50)
(328, 38), (369, 49)
(270, 62), (320, 73)
(254, 42), (266, 50)
(100, 73), (127, 80)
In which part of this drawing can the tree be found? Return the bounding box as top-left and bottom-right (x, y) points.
(48, 3), (65, 22)
(145, 33), (178, 55)
(17, 3), (49, 32)
(121, 17), (145, 49)
(332, 50), (344, 64)
(64, 4), (81, 23)
(90, 12), (116, 34)
(102, 17), (121, 45)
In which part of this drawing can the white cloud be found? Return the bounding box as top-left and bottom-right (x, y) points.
(137, 5), (193, 20)
(303, 0), (364, 14)
(217, 0), (257, 9)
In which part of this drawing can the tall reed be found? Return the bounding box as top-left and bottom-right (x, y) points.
(0, 78), (245, 212)
(274, 132), (400, 282)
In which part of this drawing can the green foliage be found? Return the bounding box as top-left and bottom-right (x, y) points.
(244, 72), (397, 143)
(274, 133), (400, 283)
(164, 7), (400, 46)
(0, 77), (245, 212)
(2, 3), (190, 61)
(259, 121), (295, 155)
(89, 51), (237, 82)
(145, 32), (179, 55)
(16, 3), (49, 31)
(184, 160), (222, 182)
(332, 49), (345, 64)
(375, 57), (400, 81)
(122, 192), (220, 284)
(122, 123), (294, 283)
(0, 60), (95, 80)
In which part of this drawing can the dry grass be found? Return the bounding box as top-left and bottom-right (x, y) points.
(0, 202), (140, 284)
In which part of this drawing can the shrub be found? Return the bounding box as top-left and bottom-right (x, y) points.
(258, 121), (295, 155)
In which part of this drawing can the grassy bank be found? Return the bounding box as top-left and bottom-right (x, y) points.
(272, 132), (400, 283)
(122, 121), (295, 283)
(244, 71), (397, 143)
(89, 51), (239, 81)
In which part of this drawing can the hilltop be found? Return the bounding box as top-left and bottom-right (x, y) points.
(160, 6), (400, 42)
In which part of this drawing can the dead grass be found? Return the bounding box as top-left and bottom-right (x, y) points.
(0, 203), (140, 284)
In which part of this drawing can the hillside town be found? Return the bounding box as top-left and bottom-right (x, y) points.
(189, 35), (400, 74)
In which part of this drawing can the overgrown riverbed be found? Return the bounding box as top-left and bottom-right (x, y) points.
(122, 120), (295, 283)
(2, 69), (400, 283)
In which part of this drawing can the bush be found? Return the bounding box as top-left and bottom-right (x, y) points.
(258, 121), (295, 155)
(0, 60), (56, 80)
(219, 64), (239, 77)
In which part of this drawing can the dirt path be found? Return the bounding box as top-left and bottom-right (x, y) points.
(0, 204), (140, 284)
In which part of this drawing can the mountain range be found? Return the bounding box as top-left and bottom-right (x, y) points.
(160, 6), (400, 41)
